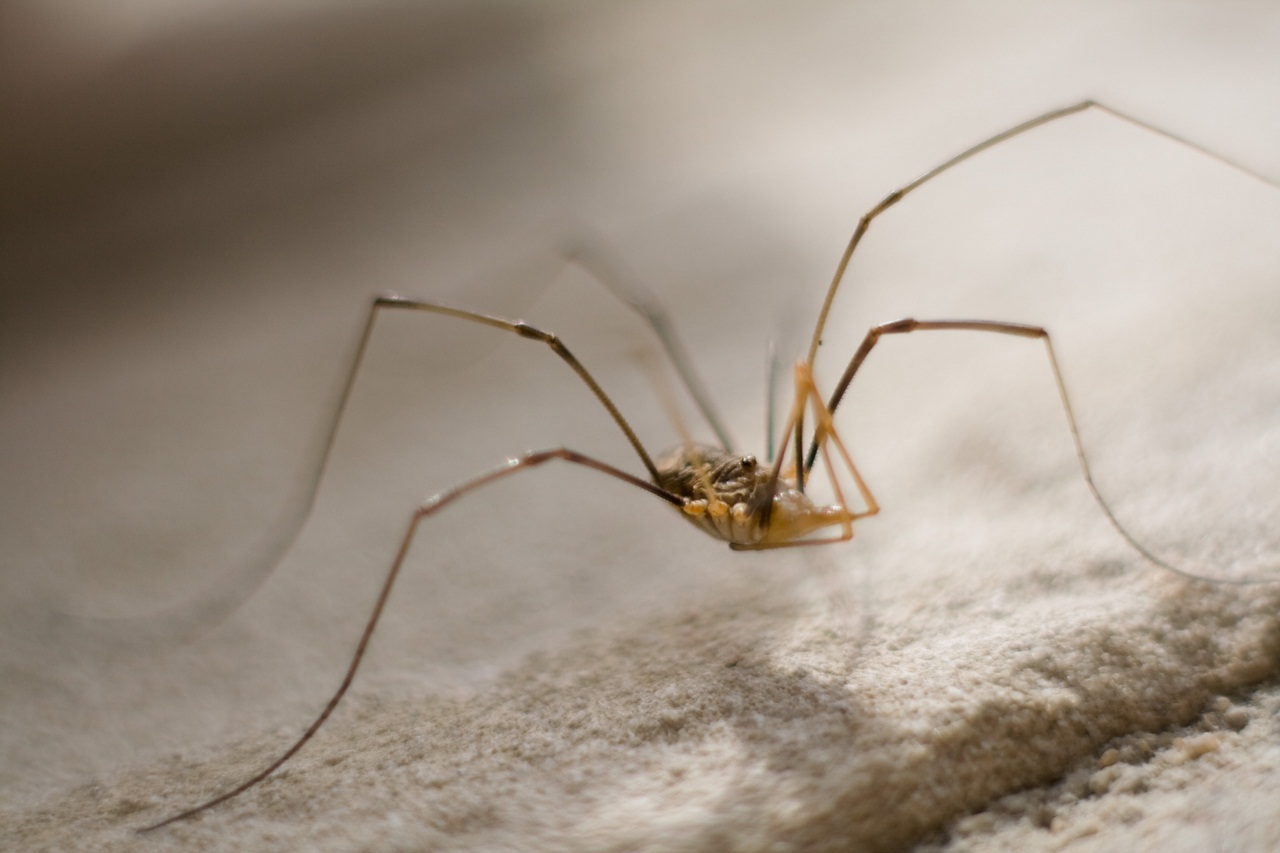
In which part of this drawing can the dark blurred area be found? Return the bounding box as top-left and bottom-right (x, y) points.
(0, 1), (580, 369)
(0, 4), (517, 219)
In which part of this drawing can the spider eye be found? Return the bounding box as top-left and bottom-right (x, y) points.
(740, 455), (757, 470)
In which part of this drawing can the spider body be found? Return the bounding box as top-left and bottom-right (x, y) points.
(656, 445), (850, 547)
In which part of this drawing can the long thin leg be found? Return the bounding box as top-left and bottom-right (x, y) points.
(736, 363), (877, 551)
(95, 296), (662, 640)
(791, 99), (1278, 509)
(139, 448), (681, 833)
(801, 362), (879, 526)
(806, 318), (1276, 586)
(562, 237), (735, 450)
(371, 296), (661, 480)
(765, 339), (787, 463)
(802, 100), (1278, 373)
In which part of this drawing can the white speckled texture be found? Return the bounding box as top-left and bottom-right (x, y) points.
(3, 3), (1279, 852)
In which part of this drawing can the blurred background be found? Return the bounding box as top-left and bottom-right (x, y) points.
(2, 0), (1279, 816)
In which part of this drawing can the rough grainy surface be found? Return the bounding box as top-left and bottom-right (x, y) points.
(7, 571), (1280, 852)
(3, 3), (1280, 852)
(924, 685), (1280, 852)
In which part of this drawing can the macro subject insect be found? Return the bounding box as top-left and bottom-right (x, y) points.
(139, 100), (1278, 832)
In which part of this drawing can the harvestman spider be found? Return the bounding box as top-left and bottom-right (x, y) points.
(140, 100), (1279, 832)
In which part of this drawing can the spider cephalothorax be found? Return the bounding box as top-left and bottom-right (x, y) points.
(655, 445), (766, 505)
